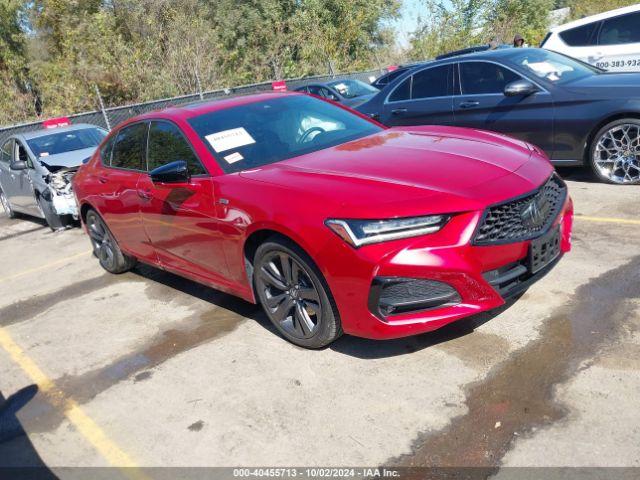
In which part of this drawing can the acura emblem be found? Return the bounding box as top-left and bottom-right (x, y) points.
(521, 194), (549, 229)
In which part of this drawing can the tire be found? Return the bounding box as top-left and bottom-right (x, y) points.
(589, 118), (640, 185)
(253, 237), (342, 348)
(37, 195), (65, 231)
(85, 209), (137, 274)
(0, 189), (17, 219)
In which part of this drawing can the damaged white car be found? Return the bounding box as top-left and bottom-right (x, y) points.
(0, 123), (107, 230)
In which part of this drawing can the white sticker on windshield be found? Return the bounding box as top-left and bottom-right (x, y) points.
(205, 127), (255, 153)
(333, 83), (347, 92)
(223, 152), (244, 164)
(40, 152), (49, 157)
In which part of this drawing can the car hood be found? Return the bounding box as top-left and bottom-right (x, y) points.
(239, 127), (551, 217)
(37, 146), (97, 172)
(564, 72), (640, 97)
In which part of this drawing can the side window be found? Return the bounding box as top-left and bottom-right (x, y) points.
(599, 12), (640, 45)
(147, 121), (206, 175)
(111, 123), (147, 171)
(459, 62), (521, 95)
(100, 134), (116, 166)
(388, 76), (411, 102)
(411, 65), (451, 99)
(559, 22), (599, 47)
(307, 85), (322, 95)
(0, 140), (12, 164)
(16, 142), (32, 168)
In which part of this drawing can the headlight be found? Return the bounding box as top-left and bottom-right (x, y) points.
(325, 215), (450, 247)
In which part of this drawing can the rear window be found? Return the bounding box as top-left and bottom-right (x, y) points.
(187, 95), (381, 173)
(559, 22), (599, 47)
(26, 127), (107, 158)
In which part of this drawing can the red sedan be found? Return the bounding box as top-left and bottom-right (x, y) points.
(73, 92), (573, 348)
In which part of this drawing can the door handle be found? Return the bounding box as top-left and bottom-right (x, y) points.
(391, 108), (408, 115)
(459, 101), (480, 109)
(98, 175), (109, 184)
(137, 189), (152, 200)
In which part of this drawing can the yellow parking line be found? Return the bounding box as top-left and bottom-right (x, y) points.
(0, 328), (147, 479)
(0, 251), (91, 283)
(575, 215), (640, 226)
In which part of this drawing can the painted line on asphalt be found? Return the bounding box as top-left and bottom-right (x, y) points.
(0, 251), (91, 283)
(0, 328), (147, 479)
(574, 215), (640, 226)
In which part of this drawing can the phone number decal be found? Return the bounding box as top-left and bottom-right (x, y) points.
(595, 59), (640, 69)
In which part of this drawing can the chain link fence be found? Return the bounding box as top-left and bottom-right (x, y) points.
(0, 69), (381, 147)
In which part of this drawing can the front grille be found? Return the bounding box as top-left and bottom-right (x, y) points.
(369, 277), (460, 318)
(473, 174), (567, 246)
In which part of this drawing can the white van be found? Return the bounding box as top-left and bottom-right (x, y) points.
(541, 4), (640, 72)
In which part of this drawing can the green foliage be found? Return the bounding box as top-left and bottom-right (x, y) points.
(567, 0), (639, 20)
(1, 0), (400, 125)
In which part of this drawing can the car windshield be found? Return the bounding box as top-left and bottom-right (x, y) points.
(507, 49), (600, 84)
(27, 127), (107, 157)
(326, 79), (379, 99)
(188, 95), (382, 173)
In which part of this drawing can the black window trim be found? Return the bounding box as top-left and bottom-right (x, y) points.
(105, 120), (149, 173)
(384, 62), (455, 104)
(146, 118), (210, 177)
(456, 59), (548, 96)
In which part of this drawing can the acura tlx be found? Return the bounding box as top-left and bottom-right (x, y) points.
(73, 93), (573, 348)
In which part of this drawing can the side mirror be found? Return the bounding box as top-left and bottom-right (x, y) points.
(150, 160), (190, 184)
(10, 161), (27, 171)
(504, 79), (538, 97)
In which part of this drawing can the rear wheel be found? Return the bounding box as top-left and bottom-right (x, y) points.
(85, 209), (136, 274)
(0, 190), (16, 219)
(589, 119), (640, 185)
(254, 238), (342, 348)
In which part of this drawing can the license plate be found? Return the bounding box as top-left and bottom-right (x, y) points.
(529, 226), (561, 274)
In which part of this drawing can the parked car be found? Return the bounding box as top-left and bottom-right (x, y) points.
(541, 4), (640, 72)
(356, 47), (640, 184)
(294, 79), (379, 108)
(74, 92), (572, 348)
(370, 63), (427, 89)
(0, 123), (108, 229)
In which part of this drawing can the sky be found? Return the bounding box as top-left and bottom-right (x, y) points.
(392, 0), (427, 48)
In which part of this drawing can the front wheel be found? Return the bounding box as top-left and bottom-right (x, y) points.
(254, 238), (342, 348)
(589, 119), (640, 185)
(85, 209), (136, 274)
(37, 196), (65, 231)
(0, 190), (17, 219)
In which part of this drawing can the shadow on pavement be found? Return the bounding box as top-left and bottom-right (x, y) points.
(0, 385), (57, 479)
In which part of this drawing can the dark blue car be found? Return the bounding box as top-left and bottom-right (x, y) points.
(357, 48), (640, 184)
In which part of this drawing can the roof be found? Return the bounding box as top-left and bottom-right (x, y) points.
(152, 91), (301, 121)
(17, 123), (105, 141)
(549, 4), (640, 32)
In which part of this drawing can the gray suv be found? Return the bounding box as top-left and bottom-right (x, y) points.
(0, 124), (107, 230)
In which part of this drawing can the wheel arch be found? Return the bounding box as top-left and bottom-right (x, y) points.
(242, 225), (322, 302)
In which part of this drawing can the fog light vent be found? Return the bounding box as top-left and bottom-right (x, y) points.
(369, 277), (461, 318)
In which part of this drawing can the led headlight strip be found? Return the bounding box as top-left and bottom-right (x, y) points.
(325, 215), (449, 247)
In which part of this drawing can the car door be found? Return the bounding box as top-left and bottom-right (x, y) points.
(9, 140), (39, 212)
(378, 64), (454, 126)
(595, 11), (640, 71)
(136, 120), (230, 283)
(98, 122), (155, 260)
(0, 139), (19, 207)
(453, 60), (556, 155)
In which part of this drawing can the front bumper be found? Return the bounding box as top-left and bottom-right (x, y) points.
(316, 195), (573, 340)
(51, 191), (79, 217)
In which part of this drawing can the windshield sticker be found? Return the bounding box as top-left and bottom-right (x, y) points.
(223, 152), (244, 164)
(40, 152), (49, 157)
(333, 83), (347, 92)
(205, 127), (255, 153)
